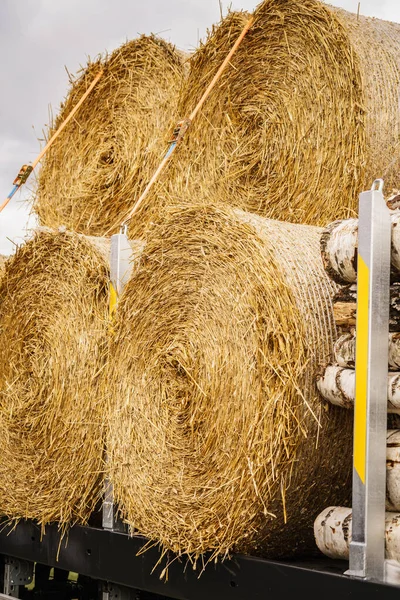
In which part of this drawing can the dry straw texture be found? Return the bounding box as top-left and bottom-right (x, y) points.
(32, 0), (400, 236)
(331, 4), (400, 195)
(138, 0), (400, 233)
(105, 204), (353, 565)
(34, 35), (186, 236)
(0, 229), (109, 528)
(0, 255), (8, 274)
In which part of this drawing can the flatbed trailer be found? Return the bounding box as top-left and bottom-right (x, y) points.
(0, 182), (397, 599)
(0, 519), (400, 599)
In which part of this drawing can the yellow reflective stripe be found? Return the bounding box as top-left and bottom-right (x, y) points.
(354, 255), (369, 484)
(109, 282), (118, 320)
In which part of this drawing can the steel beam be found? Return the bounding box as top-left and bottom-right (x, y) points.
(0, 522), (400, 600)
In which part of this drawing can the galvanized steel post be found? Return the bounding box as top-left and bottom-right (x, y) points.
(102, 229), (134, 531)
(347, 179), (391, 580)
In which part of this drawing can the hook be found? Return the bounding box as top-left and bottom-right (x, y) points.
(371, 178), (384, 193)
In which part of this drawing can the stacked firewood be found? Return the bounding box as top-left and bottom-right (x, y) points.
(314, 196), (400, 563)
(316, 197), (400, 412)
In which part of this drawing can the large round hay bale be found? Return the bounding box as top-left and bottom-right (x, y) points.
(34, 35), (186, 236)
(0, 229), (110, 527)
(105, 204), (353, 563)
(166, 0), (400, 227)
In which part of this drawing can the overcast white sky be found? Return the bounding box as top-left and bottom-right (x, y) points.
(1, 0), (399, 255)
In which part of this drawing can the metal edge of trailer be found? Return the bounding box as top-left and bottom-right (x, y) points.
(1, 521), (400, 599)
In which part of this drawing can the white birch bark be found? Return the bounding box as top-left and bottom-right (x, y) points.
(334, 332), (400, 371)
(314, 506), (400, 562)
(391, 212), (400, 272)
(387, 430), (400, 512)
(316, 365), (400, 410)
(310, 431), (400, 513)
(321, 211), (400, 284)
(320, 219), (358, 284)
(316, 365), (355, 409)
(314, 506), (352, 559)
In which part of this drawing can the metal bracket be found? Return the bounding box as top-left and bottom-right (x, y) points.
(371, 178), (384, 193)
(3, 557), (33, 598)
(101, 582), (138, 599)
(110, 232), (134, 295)
(102, 232), (135, 532)
(346, 178), (391, 581)
(12, 164), (33, 187)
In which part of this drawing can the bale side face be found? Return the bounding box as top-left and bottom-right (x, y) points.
(151, 0), (400, 231)
(165, 0), (364, 227)
(105, 204), (353, 563)
(0, 230), (109, 527)
(34, 35), (186, 236)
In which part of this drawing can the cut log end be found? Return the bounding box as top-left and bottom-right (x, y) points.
(315, 507), (400, 562)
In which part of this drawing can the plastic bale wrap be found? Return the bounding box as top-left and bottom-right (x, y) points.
(104, 204), (353, 567)
(0, 229), (110, 529)
(34, 35), (186, 236)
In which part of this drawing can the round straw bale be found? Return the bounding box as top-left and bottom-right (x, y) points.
(105, 204), (353, 564)
(34, 35), (186, 236)
(164, 0), (400, 228)
(0, 229), (110, 528)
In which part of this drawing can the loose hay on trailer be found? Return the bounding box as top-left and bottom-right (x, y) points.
(104, 204), (353, 565)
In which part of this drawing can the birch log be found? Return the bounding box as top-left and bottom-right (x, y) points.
(320, 211), (400, 285)
(314, 506), (400, 561)
(320, 219), (358, 284)
(316, 365), (355, 409)
(392, 212), (400, 272)
(314, 506), (352, 559)
(334, 331), (400, 371)
(333, 282), (400, 331)
(316, 365), (400, 411)
(387, 430), (400, 511)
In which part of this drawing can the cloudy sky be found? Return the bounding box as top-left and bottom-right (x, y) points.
(1, 0), (399, 255)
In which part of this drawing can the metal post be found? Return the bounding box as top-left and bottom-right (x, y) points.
(347, 179), (391, 581)
(102, 228), (134, 532)
(101, 582), (137, 599)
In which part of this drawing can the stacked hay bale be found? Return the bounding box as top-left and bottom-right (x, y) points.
(32, 0), (400, 237)
(0, 32), (184, 530)
(104, 203), (354, 565)
(14, 0), (400, 564)
(3, 32), (185, 529)
(143, 0), (400, 232)
(0, 229), (110, 528)
(34, 34), (186, 237)
(97, 0), (400, 568)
